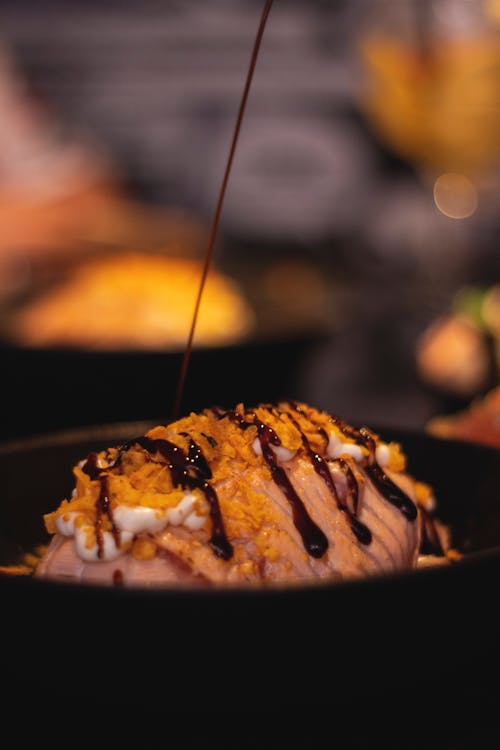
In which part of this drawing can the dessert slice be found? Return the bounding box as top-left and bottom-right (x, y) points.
(37, 402), (433, 587)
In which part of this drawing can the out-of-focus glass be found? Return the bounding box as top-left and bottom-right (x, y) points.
(357, 0), (500, 177)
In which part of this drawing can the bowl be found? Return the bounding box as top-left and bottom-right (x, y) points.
(0, 248), (331, 441)
(1, 421), (500, 715)
(0, 329), (325, 441)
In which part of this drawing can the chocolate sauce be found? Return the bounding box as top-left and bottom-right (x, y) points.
(181, 434), (213, 480)
(98, 475), (121, 552)
(171, 0), (275, 420)
(224, 409), (254, 430)
(365, 463), (418, 521)
(333, 459), (372, 546)
(83, 434), (232, 560)
(201, 432), (218, 448)
(81, 452), (120, 557)
(201, 482), (233, 562)
(130, 436), (232, 560)
(286, 407), (372, 545)
(254, 418), (329, 558)
(113, 569), (124, 587)
(331, 418), (418, 522)
(81, 451), (101, 481)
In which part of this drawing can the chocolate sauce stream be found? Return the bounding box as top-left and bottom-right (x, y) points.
(172, 0), (274, 420)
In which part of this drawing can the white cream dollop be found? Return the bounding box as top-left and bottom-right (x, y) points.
(375, 443), (391, 468)
(167, 493), (197, 526)
(327, 433), (392, 468)
(252, 438), (296, 463)
(113, 505), (168, 535)
(57, 491), (208, 561)
(74, 526), (133, 562)
(327, 433), (364, 462)
(56, 512), (79, 537)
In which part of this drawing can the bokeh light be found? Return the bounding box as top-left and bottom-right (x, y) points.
(433, 172), (478, 219)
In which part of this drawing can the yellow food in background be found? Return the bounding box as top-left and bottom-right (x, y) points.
(359, 34), (500, 173)
(8, 252), (254, 350)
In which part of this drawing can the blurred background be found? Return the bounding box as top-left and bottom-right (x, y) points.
(1, 0), (500, 440)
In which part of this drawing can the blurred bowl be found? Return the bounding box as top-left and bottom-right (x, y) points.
(0, 328), (325, 440)
(0, 246), (333, 440)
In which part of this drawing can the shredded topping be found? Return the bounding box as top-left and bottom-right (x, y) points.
(43, 402), (424, 565)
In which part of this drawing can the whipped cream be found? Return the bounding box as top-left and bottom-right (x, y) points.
(252, 432), (393, 469)
(74, 527), (133, 563)
(327, 433), (392, 468)
(55, 492), (207, 562)
(252, 438), (296, 463)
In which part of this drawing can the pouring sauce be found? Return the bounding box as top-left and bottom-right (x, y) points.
(171, 0), (276, 421)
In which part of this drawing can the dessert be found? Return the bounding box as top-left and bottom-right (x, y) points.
(36, 401), (446, 587)
(6, 252), (254, 351)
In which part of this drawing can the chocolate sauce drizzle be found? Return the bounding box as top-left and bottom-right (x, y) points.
(254, 418), (329, 559)
(222, 404), (420, 558)
(331, 418), (418, 521)
(82, 452), (120, 559)
(81, 403), (421, 564)
(285, 406), (372, 546)
(82, 436), (233, 561)
(113, 569), (124, 587)
(171, 0), (275, 420)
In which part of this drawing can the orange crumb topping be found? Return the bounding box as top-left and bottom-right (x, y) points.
(387, 443), (406, 472)
(132, 538), (158, 560)
(44, 402), (414, 555)
(0, 564), (33, 576)
(414, 481), (435, 509)
(0, 545), (47, 577)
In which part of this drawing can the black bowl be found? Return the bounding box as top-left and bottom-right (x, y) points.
(0, 328), (324, 441)
(1, 421), (500, 721)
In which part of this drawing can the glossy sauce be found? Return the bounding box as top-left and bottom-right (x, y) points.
(82, 435), (233, 561)
(254, 417), (329, 558)
(125, 436), (232, 560)
(113, 569), (124, 586)
(171, 0), (275, 420)
(285, 409), (372, 545)
(331, 418), (418, 521)
(82, 453), (120, 558)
